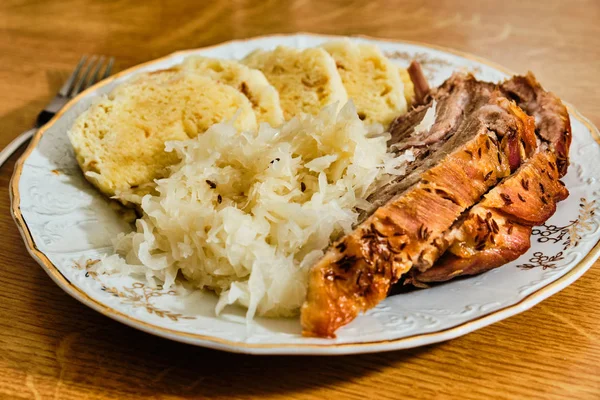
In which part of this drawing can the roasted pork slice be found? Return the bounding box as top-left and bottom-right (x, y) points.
(408, 73), (572, 283)
(410, 147), (569, 284)
(300, 73), (537, 338)
(377, 73), (536, 213)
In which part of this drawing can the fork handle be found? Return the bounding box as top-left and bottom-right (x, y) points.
(0, 128), (37, 168)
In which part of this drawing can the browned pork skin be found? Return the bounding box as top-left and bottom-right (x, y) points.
(300, 73), (537, 338)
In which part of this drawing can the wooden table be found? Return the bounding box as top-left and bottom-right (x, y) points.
(1, 0), (600, 398)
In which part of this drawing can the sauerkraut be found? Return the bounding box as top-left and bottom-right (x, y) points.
(97, 102), (413, 318)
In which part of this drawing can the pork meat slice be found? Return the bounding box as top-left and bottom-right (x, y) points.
(375, 73), (536, 214)
(409, 74), (571, 283)
(300, 73), (537, 338)
(410, 147), (568, 284)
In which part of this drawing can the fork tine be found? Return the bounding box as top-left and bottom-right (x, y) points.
(85, 56), (105, 89)
(70, 55), (97, 97)
(58, 55), (87, 97)
(103, 57), (114, 80)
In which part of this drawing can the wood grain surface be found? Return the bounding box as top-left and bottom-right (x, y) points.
(1, 0), (600, 399)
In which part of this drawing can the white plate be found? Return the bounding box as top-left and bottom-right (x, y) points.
(10, 33), (600, 355)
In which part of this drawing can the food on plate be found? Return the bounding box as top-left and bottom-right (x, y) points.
(69, 43), (413, 203)
(242, 46), (348, 120)
(181, 56), (285, 127)
(67, 40), (572, 339)
(68, 69), (257, 199)
(301, 73), (538, 337)
(301, 71), (571, 337)
(96, 103), (414, 318)
(321, 40), (407, 125)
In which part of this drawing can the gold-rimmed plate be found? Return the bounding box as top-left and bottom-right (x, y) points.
(10, 33), (600, 355)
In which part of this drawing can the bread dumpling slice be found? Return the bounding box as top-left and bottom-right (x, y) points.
(321, 40), (407, 126)
(181, 56), (284, 127)
(68, 69), (257, 200)
(242, 46), (348, 120)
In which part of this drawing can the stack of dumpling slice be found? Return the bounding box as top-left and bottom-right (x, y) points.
(68, 40), (415, 204)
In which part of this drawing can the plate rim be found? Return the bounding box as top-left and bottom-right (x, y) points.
(10, 32), (600, 355)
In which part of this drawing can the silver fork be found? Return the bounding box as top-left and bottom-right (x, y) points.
(0, 55), (114, 167)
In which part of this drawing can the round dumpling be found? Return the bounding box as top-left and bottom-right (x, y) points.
(181, 56), (284, 127)
(242, 46), (348, 120)
(322, 40), (408, 126)
(68, 69), (256, 200)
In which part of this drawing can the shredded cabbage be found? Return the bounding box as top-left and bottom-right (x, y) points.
(97, 102), (413, 319)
